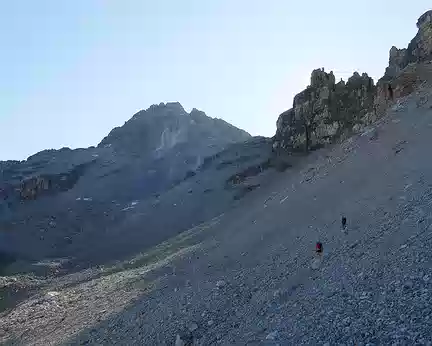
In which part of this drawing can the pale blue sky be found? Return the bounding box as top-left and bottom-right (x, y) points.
(0, 1), (430, 160)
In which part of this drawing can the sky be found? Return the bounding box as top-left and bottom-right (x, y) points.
(0, 1), (430, 160)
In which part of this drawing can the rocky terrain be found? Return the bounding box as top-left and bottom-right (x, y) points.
(273, 9), (432, 154)
(0, 102), (253, 272)
(1, 9), (432, 346)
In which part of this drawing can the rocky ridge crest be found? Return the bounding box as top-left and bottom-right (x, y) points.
(274, 10), (432, 153)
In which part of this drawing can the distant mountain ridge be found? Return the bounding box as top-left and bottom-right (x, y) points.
(0, 102), (250, 206)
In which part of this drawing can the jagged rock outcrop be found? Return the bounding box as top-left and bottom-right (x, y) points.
(375, 10), (432, 114)
(275, 10), (432, 153)
(18, 163), (92, 201)
(384, 46), (408, 79)
(384, 11), (432, 80)
(407, 10), (432, 65)
(0, 151), (97, 210)
(273, 69), (375, 152)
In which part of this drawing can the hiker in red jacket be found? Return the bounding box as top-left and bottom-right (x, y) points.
(315, 241), (323, 256)
(311, 241), (324, 269)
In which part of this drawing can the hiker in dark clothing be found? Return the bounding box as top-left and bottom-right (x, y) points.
(341, 216), (347, 234)
(388, 84), (394, 100)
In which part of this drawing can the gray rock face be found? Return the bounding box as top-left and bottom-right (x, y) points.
(375, 11), (432, 116)
(408, 10), (432, 63)
(99, 102), (249, 156)
(273, 69), (375, 152)
(274, 10), (432, 154)
(385, 46), (408, 79)
(384, 10), (432, 80)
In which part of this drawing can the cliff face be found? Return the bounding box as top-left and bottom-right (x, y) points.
(402, 10), (432, 70)
(274, 10), (432, 154)
(375, 10), (432, 113)
(273, 69), (375, 152)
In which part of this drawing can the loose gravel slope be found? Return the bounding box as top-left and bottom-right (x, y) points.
(2, 88), (432, 345)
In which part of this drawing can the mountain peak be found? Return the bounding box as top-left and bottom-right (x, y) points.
(417, 10), (432, 29)
(98, 102), (250, 154)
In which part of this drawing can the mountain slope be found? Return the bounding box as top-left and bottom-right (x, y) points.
(2, 79), (432, 346)
(0, 102), (252, 272)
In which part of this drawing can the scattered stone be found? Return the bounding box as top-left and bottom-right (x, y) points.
(175, 331), (193, 346)
(175, 334), (185, 346)
(216, 280), (226, 288)
(311, 258), (321, 270)
(350, 241), (359, 249)
(273, 289), (282, 298)
(46, 291), (60, 298)
(392, 101), (406, 112)
(393, 140), (407, 154)
(403, 281), (414, 289)
(188, 322), (198, 332)
(265, 331), (278, 340)
(369, 128), (379, 140)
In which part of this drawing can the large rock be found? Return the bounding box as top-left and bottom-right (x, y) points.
(384, 46), (408, 79)
(384, 10), (432, 79)
(376, 10), (432, 114)
(407, 10), (432, 65)
(273, 69), (375, 152)
(18, 163), (92, 201)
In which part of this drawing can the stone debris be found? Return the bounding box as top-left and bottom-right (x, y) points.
(216, 280), (226, 288)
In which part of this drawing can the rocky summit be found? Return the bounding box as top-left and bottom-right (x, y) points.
(2, 10), (432, 346)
